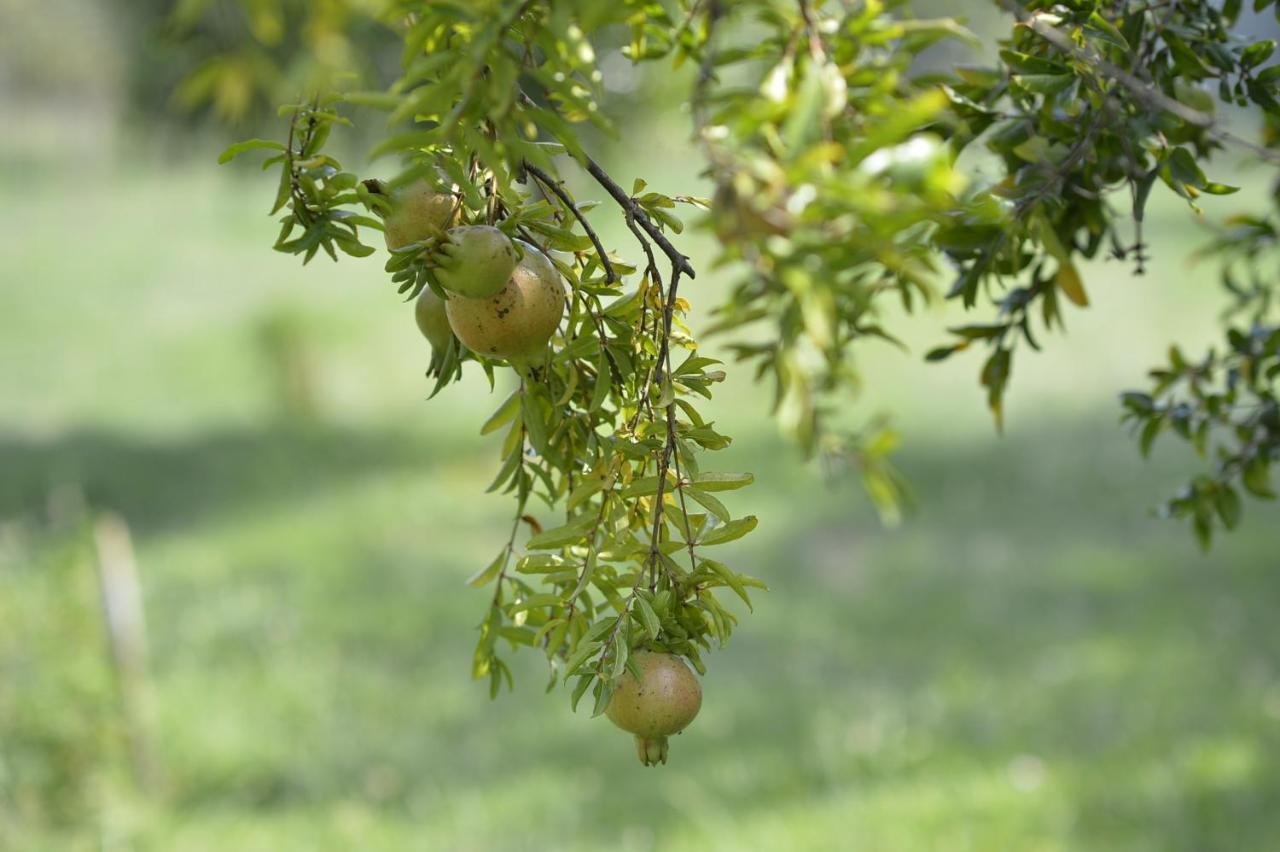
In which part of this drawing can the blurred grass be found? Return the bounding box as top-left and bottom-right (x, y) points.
(2, 127), (1279, 852)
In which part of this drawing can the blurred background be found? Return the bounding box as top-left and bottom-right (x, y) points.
(2, 2), (1278, 850)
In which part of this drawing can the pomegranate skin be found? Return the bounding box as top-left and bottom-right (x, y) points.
(383, 179), (455, 250)
(414, 287), (452, 350)
(434, 225), (518, 299)
(444, 241), (565, 363)
(605, 651), (702, 766)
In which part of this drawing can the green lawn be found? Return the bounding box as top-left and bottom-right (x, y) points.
(1, 143), (1278, 851)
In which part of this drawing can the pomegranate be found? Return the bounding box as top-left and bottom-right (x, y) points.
(414, 287), (453, 351)
(433, 225), (518, 299)
(605, 650), (702, 766)
(383, 179), (456, 250)
(444, 240), (565, 363)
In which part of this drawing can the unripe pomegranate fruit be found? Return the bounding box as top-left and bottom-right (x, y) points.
(433, 225), (518, 299)
(414, 287), (452, 351)
(605, 650), (702, 766)
(445, 241), (565, 364)
(383, 179), (456, 250)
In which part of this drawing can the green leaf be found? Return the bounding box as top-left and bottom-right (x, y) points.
(1012, 74), (1075, 96)
(467, 550), (507, 587)
(698, 515), (758, 547)
(634, 595), (661, 642)
(590, 351), (613, 412)
(925, 345), (963, 362)
(691, 472), (754, 492)
(516, 554), (568, 574)
(564, 641), (603, 678)
(569, 549), (597, 600)
(1193, 510), (1213, 552)
(981, 349), (1012, 431)
(781, 58), (828, 151)
(522, 390), (550, 454)
(622, 475), (665, 497)
(218, 138), (285, 164)
(482, 391), (522, 435)
(1215, 486), (1243, 530)
(526, 517), (595, 549)
(701, 559), (754, 610)
(591, 677), (613, 717)
(1056, 261), (1090, 308)
(567, 477), (605, 511)
(583, 617), (619, 644)
(1242, 39), (1276, 69)
(1139, 418), (1163, 458)
(508, 594), (562, 613)
(271, 161), (292, 215)
(485, 445), (522, 493)
(1165, 32), (1215, 76)
(1169, 147), (1208, 188)
(608, 633), (629, 683)
(949, 324), (1006, 341)
(1086, 12), (1130, 51)
(570, 673), (593, 711)
(684, 487), (730, 523)
(1243, 457), (1276, 499)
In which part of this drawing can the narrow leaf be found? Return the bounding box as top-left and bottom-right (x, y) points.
(698, 515), (759, 546)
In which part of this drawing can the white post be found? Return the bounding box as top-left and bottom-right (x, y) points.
(92, 513), (162, 794)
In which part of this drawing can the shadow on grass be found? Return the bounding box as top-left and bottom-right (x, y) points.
(5, 416), (1279, 849)
(0, 424), (470, 533)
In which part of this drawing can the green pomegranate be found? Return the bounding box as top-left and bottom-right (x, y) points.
(605, 650), (703, 766)
(433, 225), (518, 299)
(444, 241), (565, 363)
(383, 179), (456, 250)
(414, 287), (453, 351)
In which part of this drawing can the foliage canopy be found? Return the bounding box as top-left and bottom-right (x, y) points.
(219, 0), (1280, 728)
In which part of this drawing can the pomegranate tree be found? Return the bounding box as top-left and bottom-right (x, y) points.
(221, 0), (1277, 766)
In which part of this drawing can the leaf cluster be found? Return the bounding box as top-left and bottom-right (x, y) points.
(220, 0), (1280, 694)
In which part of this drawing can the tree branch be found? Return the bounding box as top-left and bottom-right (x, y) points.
(524, 162), (617, 283)
(996, 0), (1280, 164)
(584, 157), (697, 279)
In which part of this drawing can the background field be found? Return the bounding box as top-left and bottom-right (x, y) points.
(2, 4), (1280, 851)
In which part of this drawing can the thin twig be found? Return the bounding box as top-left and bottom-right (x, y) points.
(642, 262), (685, 586)
(584, 157), (697, 279)
(667, 415), (699, 578)
(489, 413), (530, 607)
(621, 213), (668, 419)
(797, 0), (824, 59)
(513, 88), (695, 278)
(593, 260), (687, 672)
(524, 162), (616, 283)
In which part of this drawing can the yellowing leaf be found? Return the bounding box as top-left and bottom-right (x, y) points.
(1056, 261), (1090, 307)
